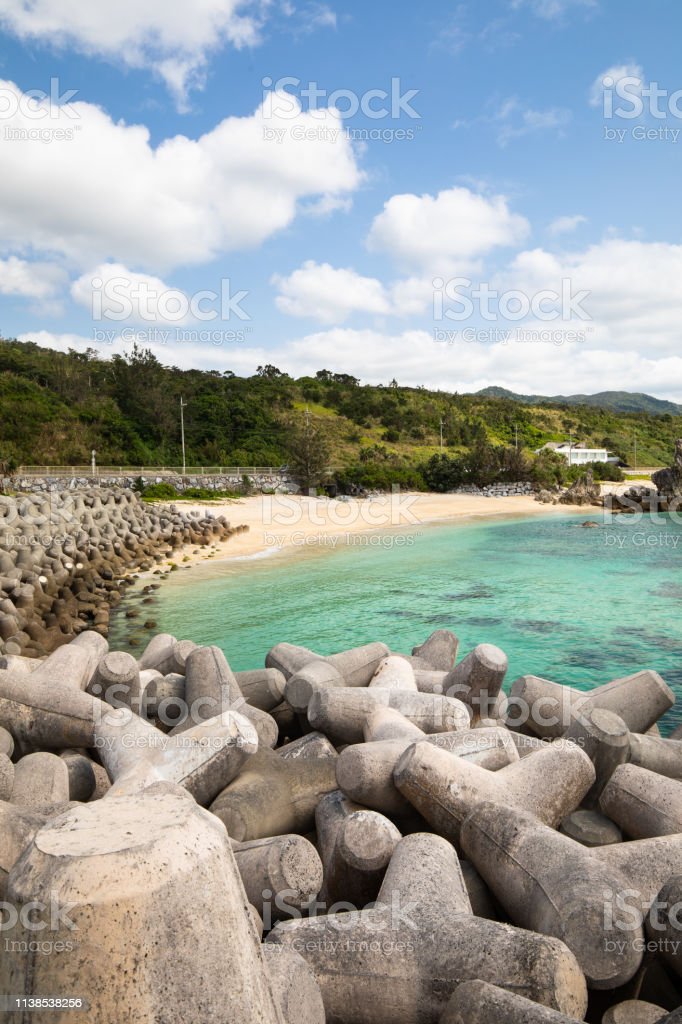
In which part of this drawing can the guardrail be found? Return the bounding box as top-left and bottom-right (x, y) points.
(15, 466), (289, 477)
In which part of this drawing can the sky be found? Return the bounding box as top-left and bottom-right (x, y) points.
(0, 0), (681, 398)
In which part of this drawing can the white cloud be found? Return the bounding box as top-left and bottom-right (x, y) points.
(0, 82), (362, 274)
(0, 0), (265, 107)
(0, 257), (67, 300)
(548, 214), (588, 235)
(511, 0), (598, 20)
(71, 263), (212, 326)
(496, 238), (682, 352)
(494, 97), (571, 146)
(366, 186), (530, 276)
(590, 62), (643, 108)
(273, 261), (390, 323)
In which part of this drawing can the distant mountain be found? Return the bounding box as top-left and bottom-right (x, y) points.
(474, 387), (682, 416)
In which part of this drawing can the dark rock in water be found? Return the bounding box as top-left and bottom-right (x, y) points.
(581, 521), (600, 528)
(653, 438), (682, 497)
(445, 587), (495, 602)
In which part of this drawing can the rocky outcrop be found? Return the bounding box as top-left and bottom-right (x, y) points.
(652, 439), (682, 497)
(558, 471), (602, 507)
(0, 489), (246, 658)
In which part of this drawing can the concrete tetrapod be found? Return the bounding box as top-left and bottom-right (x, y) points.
(600, 765), (682, 839)
(394, 738), (594, 844)
(210, 746), (338, 841)
(0, 784), (285, 1024)
(88, 651), (142, 712)
(368, 656), (417, 691)
(284, 642), (391, 713)
(645, 875), (682, 980)
(0, 631), (109, 751)
(602, 1002), (668, 1024)
(277, 732), (338, 761)
(460, 801), (663, 989)
(440, 643), (508, 720)
(59, 750), (97, 802)
(336, 727), (518, 819)
(267, 832), (588, 1024)
(507, 670), (674, 740)
(94, 705), (258, 806)
(440, 980), (583, 1023)
(0, 724), (14, 756)
(235, 669), (287, 712)
(232, 834), (323, 923)
(560, 809), (623, 847)
(0, 752), (14, 800)
(562, 708), (631, 808)
(0, 669), (103, 750)
(170, 644), (279, 748)
(308, 687), (470, 745)
(10, 752), (71, 810)
(262, 945), (326, 1024)
(0, 801), (49, 899)
(411, 629), (459, 672)
(315, 790), (401, 907)
(363, 707), (424, 742)
(27, 630), (109, 692)
(629, 733), (682, 781)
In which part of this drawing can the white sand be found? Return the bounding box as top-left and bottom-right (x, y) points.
(169, 492), (597, 567)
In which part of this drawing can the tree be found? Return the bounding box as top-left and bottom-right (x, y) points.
(257, 364), (286, 379)
(285, 414), (332, 492)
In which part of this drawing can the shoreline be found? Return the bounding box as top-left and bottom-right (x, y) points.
(166, 492), (603, 569)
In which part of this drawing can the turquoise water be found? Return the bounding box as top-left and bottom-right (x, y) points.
(109, 512), (682, 734)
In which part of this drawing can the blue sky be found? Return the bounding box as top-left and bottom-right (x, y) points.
(1, 0), (681, 397)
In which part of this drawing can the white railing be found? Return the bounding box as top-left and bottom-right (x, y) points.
(15, 466), (288, 477)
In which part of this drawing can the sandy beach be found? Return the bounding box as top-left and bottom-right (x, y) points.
(168, 492), (601, 567)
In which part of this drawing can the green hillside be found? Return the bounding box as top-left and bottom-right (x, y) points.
(0, 339), (678, 484)
(476, 386), (682, 417)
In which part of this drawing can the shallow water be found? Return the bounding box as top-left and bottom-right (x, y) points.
(109, 512), (682, 734)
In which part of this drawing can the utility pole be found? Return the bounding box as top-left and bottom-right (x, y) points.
(91, 449), (96, 476)
(633, 430), (638, 471)
(180, 397), (188, 475)
(514, 424), (519, 451)
(568, 432), (573, 467)
(440, 418), (444, 451)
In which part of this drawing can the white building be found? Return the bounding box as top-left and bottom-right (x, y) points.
(535, 442), (618, 465)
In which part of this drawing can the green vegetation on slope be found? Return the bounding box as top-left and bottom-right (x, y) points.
(0, 339), (678, 481)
